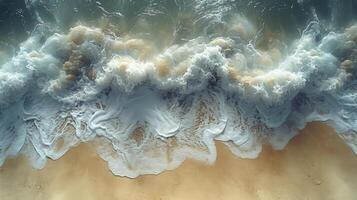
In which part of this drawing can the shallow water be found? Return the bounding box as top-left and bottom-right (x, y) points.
(0, 0), (357, 180)
(1, 123), (357, 200)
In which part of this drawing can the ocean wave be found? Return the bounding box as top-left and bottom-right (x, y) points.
(0, 1), (357, 178)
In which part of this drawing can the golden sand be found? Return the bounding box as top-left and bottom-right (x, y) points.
(1, 123), (357, 200)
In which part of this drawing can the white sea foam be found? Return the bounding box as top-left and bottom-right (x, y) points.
(0, 13), (356, 177)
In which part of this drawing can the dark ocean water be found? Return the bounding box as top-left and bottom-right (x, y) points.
(1, 0), (356, 44)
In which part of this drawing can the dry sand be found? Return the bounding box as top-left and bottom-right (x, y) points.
(1, 123), (357, 200)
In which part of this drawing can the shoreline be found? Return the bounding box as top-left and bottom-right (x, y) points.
(1, 123), (357, 200)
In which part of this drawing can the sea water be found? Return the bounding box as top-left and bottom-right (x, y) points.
(0, 0), (356, 178)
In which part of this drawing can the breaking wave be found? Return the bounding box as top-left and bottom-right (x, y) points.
(0, 0), (357, 177)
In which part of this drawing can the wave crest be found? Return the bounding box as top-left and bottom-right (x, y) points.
(0, 19), (357, 177)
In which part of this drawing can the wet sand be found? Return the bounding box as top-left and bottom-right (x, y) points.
(1, 122), (357, 200)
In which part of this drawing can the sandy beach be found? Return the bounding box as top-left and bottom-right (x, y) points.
(1, 123), (357, 200)
(1, 1), (357, 200)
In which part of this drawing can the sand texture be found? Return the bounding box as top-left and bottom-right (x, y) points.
(1, 123), (357, 200)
